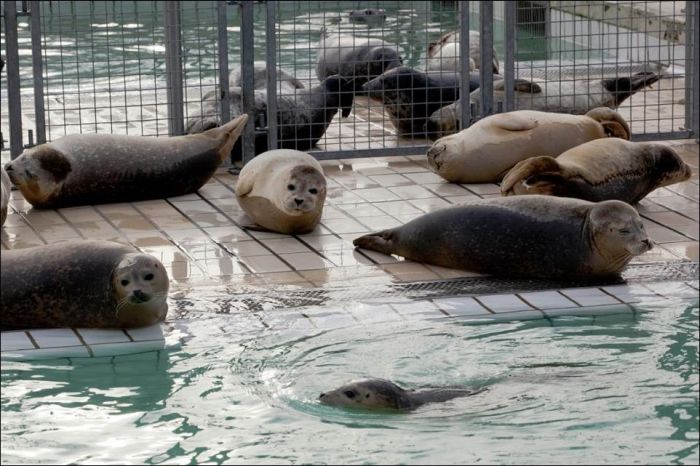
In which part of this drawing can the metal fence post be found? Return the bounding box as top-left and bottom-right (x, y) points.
(503, 0), (516, 112)
(164, 0), (184, 136)
(217, 0), (231, 127)
(265, 0), (278, 150)
(4, 0), (24, 158)
(239, 0), (256, 164)
(686, 0), (699, 141)
(478, 0), (494, 117)
(458, 1), (471, 129)
(30, 0), (46, 144)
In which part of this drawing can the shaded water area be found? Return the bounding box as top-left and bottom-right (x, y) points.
(1, 301), (698, 464)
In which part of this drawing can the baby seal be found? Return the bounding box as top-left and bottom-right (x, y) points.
(5, 115), (248, 209)
(319, 378), (482, 411)
(426, 107), (630, 183)
(1, 240), (169, 329)
(1, 164), (10, 226)
(235, 149), (327, 234)
(501, 138), (692, 204)
(354, 196), (652, 280)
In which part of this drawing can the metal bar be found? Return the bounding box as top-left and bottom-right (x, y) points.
(4, 0), (24, 158)
(239, 0), (256, 164)
(630, 131), (694, 142)
(458, 1), (471, 129)
(164, 0), (184, 136)
(265, 0), (278, 150)
(503, 0), (516, 112)
(30, 0), (45, 144)
(217, 1), (231, 126)
(308, 146), (431, 161)
(686, 0), (699, 141)
(478, 0), (494, 118)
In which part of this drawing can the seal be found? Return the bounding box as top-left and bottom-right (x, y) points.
(228, 61), (305, 93)
(235, 149), (327, 234)
(426, 107), (630, 183)
(319, 378), (484, 411)
(361, 65), (480, 138)
(501, 138), (692, 204)
(426, 30), (500, 74)
(315, 29), (403, 89)
(1, 165), (10, 226)
(0, 240), (169, 329)
(348, 9), (387, 27)
(354, 195), (652, 280)
(186, 75), (355, 155)
(428, 71), (662, 139)
(5, 114), (248, 209)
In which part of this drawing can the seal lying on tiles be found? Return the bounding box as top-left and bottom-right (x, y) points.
(426, 30), (500, 74)
(319, 378), (484, 411)
(1, 165), (10, 226)
(354, 196), (652, 280)
(361, 65), (481, 138)
(501, 138), (692, 204)
(0, 240), (169, 329)
(186, 75), (355, 155)
(4, 115), (248, 209)
(316, 29), (402, 89)
(235, 149), (327, 235)
(426, 107), (629, 183)
(428, 71), (661, 139)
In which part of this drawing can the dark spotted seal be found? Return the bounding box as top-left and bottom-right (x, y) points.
(319, 378), (484, 411)
(426, 108), (630, 183)
(429, 71), (662, 138)
(0, 240), (169, 329)
(4, 115), (248, 209)
(186, 75), (355, 155)
(354, 196), (652, 280)
(501, 138), (692, 204)
(361, 65), (480, 138)
(316, 30), (402, 89)
(235, 149), (326, 234)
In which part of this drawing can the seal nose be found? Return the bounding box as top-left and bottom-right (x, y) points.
(319, 393), (326, 399)
(294, 198), (304, 207)
(642, 238), (653, 250)
(132, 289), (149, 302)
(4, 163), (13, 172)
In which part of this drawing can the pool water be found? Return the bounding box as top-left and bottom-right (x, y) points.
(1, 300), (697, 464)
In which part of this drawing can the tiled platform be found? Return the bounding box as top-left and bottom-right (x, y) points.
(1, 140), (698, 360)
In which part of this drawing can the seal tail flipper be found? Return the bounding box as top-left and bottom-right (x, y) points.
(601, 71), (663, 107)
(353, 230), (396, 256)
(585, 107), (630, 140)
(203, 114), (249, 163)
(500, 156), (561, 195)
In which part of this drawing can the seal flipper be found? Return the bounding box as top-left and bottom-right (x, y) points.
(202, 114), (249, 163)
(501, 156), (561, 195)
(353, 229), (396, 256)
(584, 107), (630, 140)
(489, 112), (539, 132)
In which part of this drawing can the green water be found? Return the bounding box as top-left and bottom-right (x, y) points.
(2, 301), (698, 464)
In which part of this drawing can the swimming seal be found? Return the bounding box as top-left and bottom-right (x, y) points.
(1, 165), (10, 226)
(426, 107), (630, 183)
(354, 196), (652, 280)
(5, 115), (248, 209)
(316, 30), (402, 89)
(319, 378), (483, 411)
(235, 149), (327, 234)
(361, 65), (480, 138)
(501, 138), (692, 204)
(428, 72), (661, 139)
(348, 9), (387, 27)
(0, 240), (169, 329)
(426, 30), (500, 74)
(186, 75), (355, 155)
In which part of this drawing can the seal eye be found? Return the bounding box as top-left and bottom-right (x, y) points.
(287, 184), (295, 191)
(619, 229), (631, 234)
(343, 390), (356, 399)
(309, 188), (318, 195)
(121, 279), (130, 286)
(144, 273), (154, 281)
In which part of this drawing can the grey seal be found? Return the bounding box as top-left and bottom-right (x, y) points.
(354, 196), (653, 280)
(501, 138), (692, 204)
(426, 30), (500, 74)
(5, 115), (248, 209)
(319, 378), (484, 411)
(235, 149), (327, 234)
(348, 9), (387, 27)
(1, 240), (169, 329)
(228, 61), (305, 93)
(361, 65), (481, 138)
(1, 165), (10, 226)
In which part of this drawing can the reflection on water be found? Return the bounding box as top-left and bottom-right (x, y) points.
(2, 301), (698, 464)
